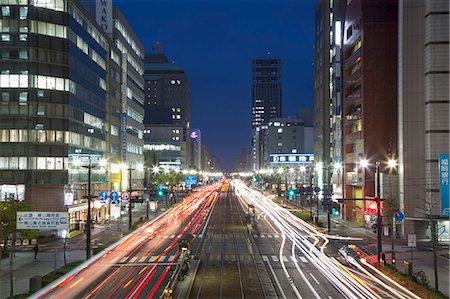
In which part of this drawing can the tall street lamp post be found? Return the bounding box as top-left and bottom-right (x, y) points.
(375, 161), (382, 264)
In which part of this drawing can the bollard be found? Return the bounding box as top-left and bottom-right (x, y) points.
(30, 276), (42, 293)
(403, 261), (412, 276)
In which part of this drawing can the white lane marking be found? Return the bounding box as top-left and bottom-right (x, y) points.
(260, 234), (266, 238)
(119, 257), (128, 263)
(159, 255), (166, 262)
(148, 255), (157, 262)
(139, 256), (148, 263)
(197, 234), (203, 239)
(274, 234), (279, 238)
(129, 257), (138, 263)
(262, 255), (269, 262)
(291, 256), (297, 262)
(170, 234), (175, 238)
(198, 193), (218, 238)
(263, 257), (287, 299)
(254, 234), (259, 238)
(309, 273), (320, 285)
(299, 256), (308, 263)
(268, 234), (273, 238)
(168, 255), (176, 262)
(282, 256), (289, 262)
(271, 255), (279, 262)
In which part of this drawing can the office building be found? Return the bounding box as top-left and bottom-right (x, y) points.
(342, 0), (398, 222)
(189, 129), (201, 170)
(398, 0), (449, 239)
(0, 0), (127, 227)
(233, 148), (250, 172)
(143, 51), (192, 169)
(313, 0), (347, 199)
(251, 57), (282, 171)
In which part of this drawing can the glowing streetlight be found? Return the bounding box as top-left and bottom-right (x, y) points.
(152, 166), (160, 174)
(289, 167), (295, 174)
(277, 167), (284, 174)
(387, 159), (397, 169)
(334, 162), (342, 171)
(73, 157), (81, 167)
(299, 165), (306, 172)
(98, 158), (107, 167)
(359, 159), (369, 169)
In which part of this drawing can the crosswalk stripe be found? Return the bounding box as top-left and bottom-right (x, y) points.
(291, 256), (297, 262)
(254, 234), (259, 238)
(262, 255), (269, 262)
(119, 257), (128, 263)
(267, 234), (273, 238)
(129, 257), (138, 263)
(159, 255), (166, 262)
(274, 234), (279, 238)
(271, 256), (279, 262)
(170, 234), (176, 238)
(139, 256), (148, 263)
(148, 256), (157, 262)
(282, 256), (288, 262)
(168, 255), (176, 262)
(260, 234), (266, 238)
(299, 256), (308, 263)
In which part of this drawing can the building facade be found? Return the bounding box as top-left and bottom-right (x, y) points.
(0, 0), (124, 227)
(251, 57), (282, 171)
(398, 0), (449, 239)
(342, 0), (398, 222)
(143, 52), (192, 170)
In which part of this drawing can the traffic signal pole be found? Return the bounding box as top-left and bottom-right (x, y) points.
(128, 168), (132, 231)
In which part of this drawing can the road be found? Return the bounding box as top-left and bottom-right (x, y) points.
(31, 183), (221, 299)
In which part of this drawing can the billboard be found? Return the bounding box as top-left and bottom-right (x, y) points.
(96, 0), (113, 34)
(439, 154), (449, 216)
(269, 153), (314, 164)
(17, 212), (69, 230)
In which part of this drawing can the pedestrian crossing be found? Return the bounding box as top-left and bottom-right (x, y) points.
(261, 255), (309, 264)
(118, 254), (177, 264)
(253, 233), (280, 239)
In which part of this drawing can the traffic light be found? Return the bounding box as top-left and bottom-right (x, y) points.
(288, 189), (296, 197)
(157, 190), (165, 197)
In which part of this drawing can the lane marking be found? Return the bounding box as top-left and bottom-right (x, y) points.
(138, 256), (148, 263)
(148, 256), (157, 262)
(309, 273), (320, 285)
(159, 255), (166, 262)
(254, 234), (259, 238)
(168, 255), (176, 262)
(138, 266), (148, 274)
(261, 234), (266, 238)
(290, 256), (297, 262)
(123, 279), (133, 289)
(170, 234), (176, 238)
(299, 256), (308, 263)
(119, 257), (128, 263)
(129, 257), (138, 263)
(262, 255), (269, 262)
(274, 234), (279, 238)
(69, 277), (83, 289)
(271, 255), (279, 262)
(282, 256), (289, 262)
(268, 234), (273, 238)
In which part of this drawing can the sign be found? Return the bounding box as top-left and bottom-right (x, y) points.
(394, 212), (404, 222)
(185, 176), (197, 186)
(157, 184), (164, 191)
(355, 139), (365, 186)
(64, 193), (74, 206)
(17, 212), (69, 230)
(110, 191), (120, 204)
(150, 201), (157, 212)
(98, 191), (108, 202)
(269, 153), (314, 165)
(121, 191), (130, 201)
(439, 154), (449, 216)
(407, 234), (416, 248)
(121, 112), (127, 162)
(96, 0), (113, 34)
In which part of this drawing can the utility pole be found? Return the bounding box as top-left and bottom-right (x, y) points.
(86, 158), (92, 260)
(376, 161), (382, 264)
(128, 167), (132, 231)
(431, 216), (439, 291)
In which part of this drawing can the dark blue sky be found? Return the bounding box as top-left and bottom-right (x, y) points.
(116, 0), (316, 169)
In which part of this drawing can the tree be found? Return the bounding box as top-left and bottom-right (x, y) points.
(0, 200), (35, 297)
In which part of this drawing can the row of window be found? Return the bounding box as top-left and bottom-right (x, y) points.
(0, 129), (106, 150)
(113, 19), (143, 59)
(127, 142), (143, 155)
(0, 74), (75, 92)
(70, 32), (106, 70)
(126, 106), (144, 123)
(115, 39), (144, 76)
(0, 156), (69, 170)
(1, 5), (27, 19)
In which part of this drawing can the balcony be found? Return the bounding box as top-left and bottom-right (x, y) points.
(345, 109), (361, 125)
(344, 88), (362, 107)
(345, 47), (362, 69)
(345, 130), (362, 145)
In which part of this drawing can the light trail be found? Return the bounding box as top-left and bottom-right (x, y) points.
(233, 180), (418, 299)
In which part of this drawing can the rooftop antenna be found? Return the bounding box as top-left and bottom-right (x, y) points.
(152, 42), (161, 53)
(267, 50), (272, 56)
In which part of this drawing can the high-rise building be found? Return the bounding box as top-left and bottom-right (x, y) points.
(233, 148), (250, 172)
(313, 0), (347, 199)
(398, 0), (449, 238)
(143, 51), (192, 170)
(251, 57), (282, 170)
(189, 129), (201, 170)
(342, 0), (398, 222)
(0, 0), (125, 226)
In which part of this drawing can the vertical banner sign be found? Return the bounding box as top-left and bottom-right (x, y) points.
(96, 0), (113, 34)
(439, 154), (449, 216)
(121, 53), (128, 162)
(355, 139), (365, 186)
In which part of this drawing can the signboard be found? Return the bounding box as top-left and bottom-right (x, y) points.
(150, 201), (157, 212)
(110, 191), (120, 204)
(355, 139), (365, 186)
(96, 0), (113, 34)
(64, 193), (74, 206)
(394, 212), (404, 222)
(269, 153), (314, 164)
(98, 191), (108, 202)
(157, 184), (164, 191)
(185, 176), (197, 186)
(17, 212), (69, 230)
(121, 112), (127, 162)
(407, 234), (416, 248)
(439, 154), (449, 216)
(121, 191), (130, 201)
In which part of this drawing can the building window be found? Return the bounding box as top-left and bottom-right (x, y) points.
(19, 34), (27, 41)
(19, 49), (28, 59)
(37, 90), (44, 98)
(277, 128), (283, 133)
(111, 124), (119, 136)
(1, 6), (10, 18)
(1, 34), (11, 42)
(19, 6), (28, 19)
(2, 92), (10, 102)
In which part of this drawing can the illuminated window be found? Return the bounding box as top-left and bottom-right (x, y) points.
(1, 34), (10, 42)
(2, 6), (10, 17)
(37, 157), (46, 169)
(19, 92), (28, 103)
(19, 6), (28, 19)
(2, 92), (10, 102)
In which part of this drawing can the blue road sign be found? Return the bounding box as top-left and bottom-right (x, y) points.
(157, 184), (164, 191)
(121, 191), (130, 201)
(394, 212), (404, 222)
(98, 191), (108, 202)
(110, 191), (120, 204)
(185, 176), (197, 186)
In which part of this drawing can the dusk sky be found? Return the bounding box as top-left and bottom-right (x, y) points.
(116, 0), (316, 169)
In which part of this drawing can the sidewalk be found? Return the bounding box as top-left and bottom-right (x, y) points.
(0, 201), (164, 298)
